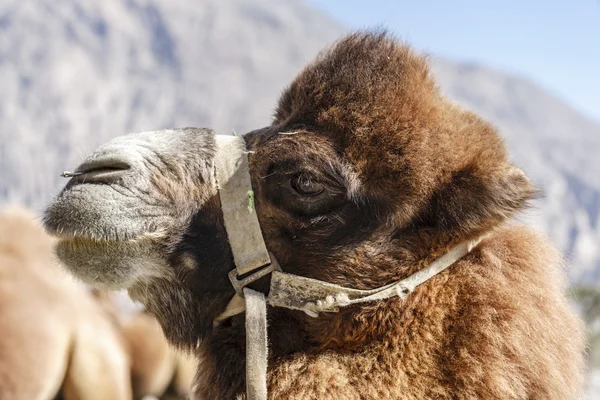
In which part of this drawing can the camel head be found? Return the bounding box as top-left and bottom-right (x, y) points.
(44, 31), (536, 350)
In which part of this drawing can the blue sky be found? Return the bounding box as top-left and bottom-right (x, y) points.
(306, 0), (600, 123)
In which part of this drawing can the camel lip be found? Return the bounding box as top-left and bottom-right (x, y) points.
(43, 220), (136, 243)
(47, 230), (116, 243)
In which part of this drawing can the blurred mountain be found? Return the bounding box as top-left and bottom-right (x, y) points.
(0, 0), (598, 283)
(0, 0), (343, 207)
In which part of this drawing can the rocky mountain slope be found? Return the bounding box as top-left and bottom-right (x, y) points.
(0, 0), (598, 283)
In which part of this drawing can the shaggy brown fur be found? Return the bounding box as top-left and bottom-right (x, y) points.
(42, 31), (586, 399)
(195, 31), (585, 399)
(0, 207), (131, 400)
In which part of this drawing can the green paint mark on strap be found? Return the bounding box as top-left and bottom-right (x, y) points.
(248, 190), (255, 213)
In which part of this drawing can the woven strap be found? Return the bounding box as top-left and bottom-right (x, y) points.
(217, 236), (484, 320)
(267, 236), (484, 317)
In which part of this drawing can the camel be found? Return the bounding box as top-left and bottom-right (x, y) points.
(0, 207), (131, 400)
(122, 310), (197, 399)
(44, 31), (585, 399)
(0, 207), (194, 400)
(87, 289), (196, 400)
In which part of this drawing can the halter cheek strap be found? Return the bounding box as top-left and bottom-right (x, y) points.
(214, 135), (271, 275)
(214, 135), (273, 400)
(213, 134), (483, 400)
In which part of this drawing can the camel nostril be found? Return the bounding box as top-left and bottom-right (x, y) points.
(69, 158), (131, 183)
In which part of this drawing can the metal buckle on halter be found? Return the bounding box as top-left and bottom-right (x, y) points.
(228, 254), (282, 298)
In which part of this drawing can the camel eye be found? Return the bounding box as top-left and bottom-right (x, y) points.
(291, 173), (324, 196)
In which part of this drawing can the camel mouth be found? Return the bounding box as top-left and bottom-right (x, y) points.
(44, 216), (143, 243)
(43, 214), (151, 253)
(43, 177), (160, 245)
(50, 231), (119, 244)
(48, 226), (167, 291)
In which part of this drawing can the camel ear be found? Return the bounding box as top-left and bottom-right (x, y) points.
(428, 163), (537, 235)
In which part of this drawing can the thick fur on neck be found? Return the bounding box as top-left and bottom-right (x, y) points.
(194, 226), (584, 399)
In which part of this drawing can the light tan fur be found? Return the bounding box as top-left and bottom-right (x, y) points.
(0, 207), (131, 400)
(122, 311), (197, 400)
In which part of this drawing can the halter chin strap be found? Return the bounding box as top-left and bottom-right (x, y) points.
(213, 134), (484, 400)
